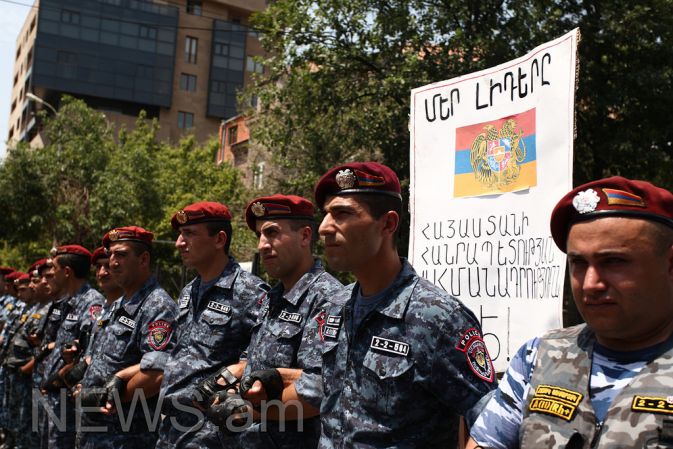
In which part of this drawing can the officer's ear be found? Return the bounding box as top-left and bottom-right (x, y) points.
(381, 210), (400, 238)
(299, 225), (313, 248)
(214, 230), (228, 251)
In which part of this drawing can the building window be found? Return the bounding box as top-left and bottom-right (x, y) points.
(178, 111), (194, 129)
(228, 125), (238, 145)
(179, 73), (197, 92)
(57, 51), (77, 64)
(214, 43), (229, 56)
(186, 0), (202, 16)
(185, 36), (198, 64)
(246, 56), (264, 74)
(139, 25), (157, 39)
(61, 10), (80, 24)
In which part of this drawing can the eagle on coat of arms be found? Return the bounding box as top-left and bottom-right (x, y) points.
(469, 119), (527, 190)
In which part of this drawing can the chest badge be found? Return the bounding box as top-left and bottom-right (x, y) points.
(279, 310), (302, 324)
(65, 313), (79, 322)
(370, 336), (410, 356)
(119, 316), (136, 329)
(207, 301), (231, 315)
(529, 384), (583, 421)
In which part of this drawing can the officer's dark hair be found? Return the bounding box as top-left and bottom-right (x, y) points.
(54, 254), (91, 279)
(205, 221), (233, 254)
(358, 194), (403, 248)
(289, 219), (317, 248)
(126, 241), (153, 260)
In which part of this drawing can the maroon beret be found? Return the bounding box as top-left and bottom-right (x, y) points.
(91, 247), (107, 265)
(14, 272), (30, 285)
(4, 271), (21, 282)
(550, 176), (673, 252)
(314, 161), (402, 209)
(50, 245), (93, 260)
(245, 194), (315, 231)
(28, 258), (49, 277)
(0, 267), (15, 276)
(171, 201), (232, 229)
(102, 226), (154, 249)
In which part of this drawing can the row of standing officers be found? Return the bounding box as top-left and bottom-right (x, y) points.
(0, 161), (497, 449)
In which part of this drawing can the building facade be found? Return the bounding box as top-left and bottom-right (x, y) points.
(7, 0), (266, 156)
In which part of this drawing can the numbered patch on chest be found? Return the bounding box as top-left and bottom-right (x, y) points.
(278, 310), (302, 324)
(207, 301), (231, 315)
(370, 336), (410, 356)
(118, 316), (136, 329)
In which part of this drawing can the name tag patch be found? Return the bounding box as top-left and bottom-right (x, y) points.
(65, 313), (79, 321)
(323, 326), (339, 339)
(119, 316), (136, 329)
(207, 301), (231, 315)
(52, 309), (61, 316)
(279, 310), (302, 324)
(326, 315), (341, 326)
(370, 336), (410, 357)
(632, 395), (673, 416)
(529, 385), (583, 421)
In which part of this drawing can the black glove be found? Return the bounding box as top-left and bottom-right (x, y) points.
(239, 369), (284, 401)
(191, 367), (239, 408)
(79, 387), (108, 407)
(62, 360), (88, 387)
(104, 375), (126, 406)
(61, 340), (82, 360)
(41, 371), (63, 392)
(34, 344), (52, 363)
(206, 390), (248, 428)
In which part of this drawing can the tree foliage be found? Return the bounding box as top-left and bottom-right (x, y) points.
(247, 0), (673, 197)
(0, 96), (250, 296)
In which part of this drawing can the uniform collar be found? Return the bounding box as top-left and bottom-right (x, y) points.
(273, 259), (325, 307)
(350, 258), (417, 320)
(212, 256), (241, 290)
(66, 283), (92, 307)
(121, 276), (159, 316)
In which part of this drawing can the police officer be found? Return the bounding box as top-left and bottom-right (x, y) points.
(39, 245), (104, 448)
(0, 267), (17, 333)
(467, 177), (673, 449)
(77, 227), (178, 449)
(314, 162), (497, 448)
(155, 201), (268, 448)
(206, 194), (343, 448)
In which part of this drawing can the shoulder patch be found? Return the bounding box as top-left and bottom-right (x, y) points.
(148, 320), (172, 351)
(89, 304), (103, 321)
(455, 327), (494, 383)
(370, 336), (410, 357)
(207, 301), (231, 315)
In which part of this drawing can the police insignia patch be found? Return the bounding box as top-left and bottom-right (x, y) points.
(89, 304), (103, 321)
(251, 202), (266, 217)
(336, 169), (357, 189)
(456, 328), (494, 382)
(148, 320), (172, 350)
(572, 188), (600, 214)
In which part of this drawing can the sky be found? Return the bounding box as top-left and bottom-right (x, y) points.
(0, 0), (31, 160)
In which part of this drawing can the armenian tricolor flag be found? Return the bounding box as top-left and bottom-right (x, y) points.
(602, 189), (645, 207)
(264, 203), (292, 214)
(355, 169), (385, 187)
(453, 108), (537, 198)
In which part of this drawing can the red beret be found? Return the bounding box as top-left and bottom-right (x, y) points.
(550, 176), (673, 252)
(14, 272), (30, 284)
(245, 194), (315, 231)
(102, 226), (154, 249)
(28, 258), (49, 277)
(0, 267), (15, 276)
(314, 161), (402, 209)
(4, 271), (21, 282)
(171, 201), (232, 229)
(91, 247), (107, 265)
(50, 245), (93, 260)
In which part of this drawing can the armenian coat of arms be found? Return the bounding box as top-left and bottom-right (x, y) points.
(469, 119), (527, 190)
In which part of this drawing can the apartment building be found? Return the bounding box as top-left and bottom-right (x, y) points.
(7, 0), (266, 156)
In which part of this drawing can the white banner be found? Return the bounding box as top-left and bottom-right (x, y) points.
(409, 29), (579, 371)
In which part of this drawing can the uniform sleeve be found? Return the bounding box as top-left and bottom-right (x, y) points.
(469, 338), (540, 449)
(137, 293), (179, 371)
(428, 306), (497, 415)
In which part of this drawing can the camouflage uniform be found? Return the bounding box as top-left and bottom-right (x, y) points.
(40, 284), (104, 449)
(0, 297), (26, 431)
(472, 324), (673, 449)
(4, 302), (48, 449)
(77, 277), (177, 449)
(156, 258), (268, 449)
(318, 259), (496, 448)
(233, 259), (343, 449)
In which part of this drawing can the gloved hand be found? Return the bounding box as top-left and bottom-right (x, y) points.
(34, 343), (52, 363)
(239, 368), (284, 401)
(79, 387), (108, 407)
(61, 340), (82, 363)
(191, 367), (239, 408)
(62, 360), (88, 387)
(41, 371), (63, 392)
(103, 375), (126, 406)
(206, 390), (248, 428)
